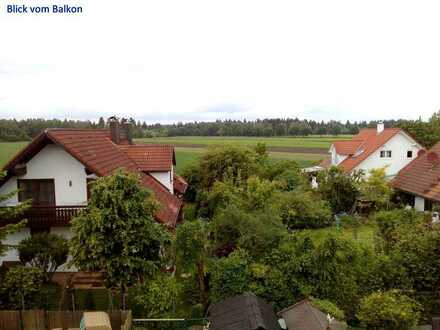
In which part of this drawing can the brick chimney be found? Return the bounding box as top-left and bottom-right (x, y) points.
(108, 117), (132, 145)
(108, 116), (121, 144)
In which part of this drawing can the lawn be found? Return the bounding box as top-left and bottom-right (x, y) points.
(0, 142), (28, 167)
(135, 135), (352, 149)
(299, 224), (377, 247)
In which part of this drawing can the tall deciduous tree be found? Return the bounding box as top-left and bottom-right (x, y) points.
(175, 220), (211, 311)
(317, 167), (362, 213)
(69, 170), (170, 308)
(359, 167), (392, 210)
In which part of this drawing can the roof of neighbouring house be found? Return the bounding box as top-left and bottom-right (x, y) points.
(207, 293), (280, 330)
(332, 128), (411, 172)
(1, 129), (183, 227)
(391, 142), (440, 202)
(277, 299), (345, 330)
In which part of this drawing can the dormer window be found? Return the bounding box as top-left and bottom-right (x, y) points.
(407, 150), (413, 158)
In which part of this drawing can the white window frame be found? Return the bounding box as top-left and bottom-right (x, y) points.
(380, 150), (392, 158)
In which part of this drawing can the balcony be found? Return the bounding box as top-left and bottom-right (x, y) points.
(2, 205), (86, 227)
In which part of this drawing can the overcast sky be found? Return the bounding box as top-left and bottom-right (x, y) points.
(1, 0), (440, 123)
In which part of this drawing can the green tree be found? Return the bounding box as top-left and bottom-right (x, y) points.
(175, 220), (211, 311)
(359, 167), (392, 210)
(0, 266), (44, 310)
(132, 273), (180, 318)
(317, 167), (362, 213)
(279, 191), (332, 229)
(0, 178), (30, 258)
(357, 290), (422, 330)
(69, 170), (170, 308)
(182, 145), (259, 205)
(18, 233), (69, 282)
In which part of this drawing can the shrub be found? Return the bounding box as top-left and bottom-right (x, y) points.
(357, 290), (422, 329)
(132, 274), (180, 318)
(18, 232), (69, 281)
(279, 191), (332, 229)
(0, 266), (44, 309)
(317, 167), (362, 213)
(310, 297), (345, 320)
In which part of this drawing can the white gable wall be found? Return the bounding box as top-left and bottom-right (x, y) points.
(150, 168), (173, 193)
(0, 144), (88, 206)
(330, 145), (348, 166)
(353, 132), (422, 178)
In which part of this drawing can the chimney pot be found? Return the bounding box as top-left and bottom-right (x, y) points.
(377, 121), (384, 134)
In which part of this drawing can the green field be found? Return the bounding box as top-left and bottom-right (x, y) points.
(136, 136), (353, 173)
(0, 135), (349, 174)
(0, 142), (28, 168)
(135, 135), (351, 149)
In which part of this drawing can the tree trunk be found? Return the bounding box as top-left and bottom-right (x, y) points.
(197, 262), (208, 312)
(120, 285), (126, 310)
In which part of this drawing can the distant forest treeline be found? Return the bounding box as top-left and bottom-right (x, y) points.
(1, 113), (440, 147)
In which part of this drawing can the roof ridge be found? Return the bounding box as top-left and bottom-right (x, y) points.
(44, 128), (109, 131)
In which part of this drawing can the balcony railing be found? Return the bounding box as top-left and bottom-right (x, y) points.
(1, 205), (86, 227)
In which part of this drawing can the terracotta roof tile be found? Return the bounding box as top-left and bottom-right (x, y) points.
(391, 142), (440, 202)
(2, 129), (182, 227)
(119, 145), (175, 172)
(333, 140), (363, 155)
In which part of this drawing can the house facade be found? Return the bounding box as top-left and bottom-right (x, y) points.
(0, 118), (187, 271)
(327, 122), (423, 179)
(391, 142), (440, 212)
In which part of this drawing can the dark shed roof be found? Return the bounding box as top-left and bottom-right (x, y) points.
(207, 293), (280, 330)
(277, 299), (346, 330)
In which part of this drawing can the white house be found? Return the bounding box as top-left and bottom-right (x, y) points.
(326, 122), (423, 179)
(0, 118), (187, 281)
(391, 142), (440, 212)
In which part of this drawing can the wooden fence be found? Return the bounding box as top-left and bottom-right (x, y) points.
(0, 310), (132, 330)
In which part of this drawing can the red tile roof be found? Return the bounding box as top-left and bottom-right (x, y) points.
(334, 128), (402, 172)
(391, 142), (440, 202)
(333, 140), (363, 155)
(2, 129), (182, 227)
(119, 145), (175, 172)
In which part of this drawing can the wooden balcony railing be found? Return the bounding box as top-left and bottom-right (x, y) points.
(1, 205), (86, 227)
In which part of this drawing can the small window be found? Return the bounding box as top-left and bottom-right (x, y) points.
(407, 150), (413, 158)
(380, 150), (386, 158)
(387, 150), (392, 158)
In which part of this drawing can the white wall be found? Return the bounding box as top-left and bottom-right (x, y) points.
(330, 145), (347, 165)
(354, 132), (422, 179)
(51, 227), (76, 271)
(150, 170), (173, 193)
(0, 228), (31, 262)
(0, 144), (88, 206)
(0, 227), (76, 271)
(414, 196), (425, 211)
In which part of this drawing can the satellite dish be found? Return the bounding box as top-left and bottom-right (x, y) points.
(418, 149), (426, 157)
(427, 152), (439, 164)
